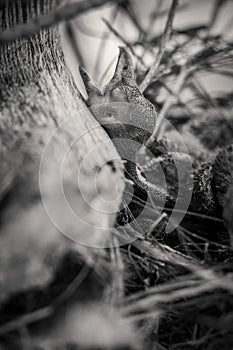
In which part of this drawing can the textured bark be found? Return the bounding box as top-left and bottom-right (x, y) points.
(0, 0), (124, 301)
(0, 0), (123, 210)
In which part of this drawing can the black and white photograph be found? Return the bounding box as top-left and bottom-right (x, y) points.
(0, 0), (233, 349)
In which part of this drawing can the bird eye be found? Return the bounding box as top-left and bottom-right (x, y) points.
(106, 109), (116, 118)
(123, 65), (128, 71)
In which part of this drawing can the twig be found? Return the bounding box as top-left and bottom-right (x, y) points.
(146, 212), (167, 237)
(0, 0), (123, 45)
(146, 66), (188, 145)
(157, 77), (195, 117)
(208, 0), (227, 33)
(108, 238), (125, 304)
(123, 279), (217, 314)
(19, 326), (32, 350)
(191, 73), (233, 133)
(103, 17), (194, 123)
(148, 0), (163, 24)
(151, 1), (189, 21)
(0, 307), (52, 336)
(206, 67), (233, 77)
(179, 226), (231, 251)
(122, 240), (233, 315)
(0, 263), (91, 335)
(139, 0), (179, 92)
(125, 275), (201, 303)
(127, 309), (162, 322)
(121, 1), (146, 36)
(177, 227), (207, 256)
(102, 18), (143, 63)
(127, 244), (146, 284)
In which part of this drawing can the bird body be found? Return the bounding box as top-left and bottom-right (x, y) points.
(80, 47), (171, 206)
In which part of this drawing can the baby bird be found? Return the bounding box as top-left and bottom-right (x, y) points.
(79, 47), (171, 209)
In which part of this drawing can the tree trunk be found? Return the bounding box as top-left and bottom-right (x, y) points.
(0, 0), (124, 301)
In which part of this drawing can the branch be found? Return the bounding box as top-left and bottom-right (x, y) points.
(146, 66), (188, 145)
(102, 18), (144, 64)
(208, 0), (228, 32)
(0, 0), (122, 45)
(139, 0), (178, 92)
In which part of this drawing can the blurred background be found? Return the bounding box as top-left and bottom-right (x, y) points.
(60, 0), (233, 100)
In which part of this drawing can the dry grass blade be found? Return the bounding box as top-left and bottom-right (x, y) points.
(139, 0), (179, 92)
(122, 280), (217, 315)
(105, 237), (125, 305)
(133, 240), (233, 290)
(0, 263), (91, 335)
(125, 276), (202, 303)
